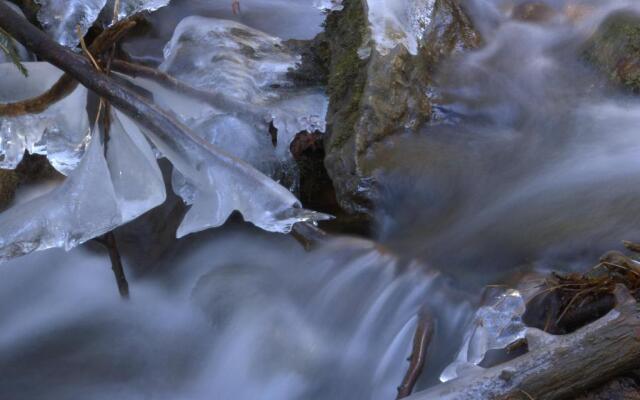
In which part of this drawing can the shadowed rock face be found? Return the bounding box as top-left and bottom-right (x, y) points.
(322, 0), (480, 215)
(0, 169), (18, 211)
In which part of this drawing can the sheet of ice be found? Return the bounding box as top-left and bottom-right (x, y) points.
(0, 62), (89, 174)
(0, 112), (166, 262)
(36, 0), (171, 47)
(366, 0), (436, 55)
(439, 289), (527, 382)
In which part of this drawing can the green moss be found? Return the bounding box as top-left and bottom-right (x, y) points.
(324, 0), (369, 151)
(585, 12), (640, 92)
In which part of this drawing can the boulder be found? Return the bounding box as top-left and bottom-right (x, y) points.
(322, 0), (480, 214)
(585, 12), (640, 92)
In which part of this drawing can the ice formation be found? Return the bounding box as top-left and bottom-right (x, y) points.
(366, 0), (436, 55)
(0, 111), (166, 262)
(439, 289), (527, 382)
(0, 63), (89, 174)
(35, 0), (171, 47)
(140, 17), (327, 198)
(135, 111), (330, 237)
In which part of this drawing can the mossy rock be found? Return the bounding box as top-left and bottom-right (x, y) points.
(322, 0), (480, 214)
(585, 12), (640, 92)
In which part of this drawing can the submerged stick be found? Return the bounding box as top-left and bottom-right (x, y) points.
(397, 308), (435, 399)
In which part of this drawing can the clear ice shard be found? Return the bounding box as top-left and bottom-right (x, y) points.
(35, 0), (171, 47)
(440, 289), (527, 382)
(109, 110), (166, 221)
(140, 16), (327, 207)
(366, 0), (436, 55)
(0, 62), (90, 174)
(0, 111), (166, 262)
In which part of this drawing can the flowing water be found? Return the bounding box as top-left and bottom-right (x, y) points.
(3, 0), (640, 399)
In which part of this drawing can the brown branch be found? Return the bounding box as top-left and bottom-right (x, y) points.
(0, 18), (138, 117)
(397, 308), (435, 399)
(94, 232), (130, 299)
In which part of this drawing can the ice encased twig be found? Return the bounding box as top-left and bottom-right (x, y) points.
(0, 63), (89, 174)
(0, 110), (166, 262)
(137, 17), (328, 225)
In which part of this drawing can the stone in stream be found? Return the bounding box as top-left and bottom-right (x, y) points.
(321, 0), (480, 214)
(585, 11), (640, 92)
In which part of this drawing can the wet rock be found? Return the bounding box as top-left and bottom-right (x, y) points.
(585, 12), (640, 92)
(0, 169), (18, 211)
(322, 0), (480, 214)
(511, 2), (556, 23)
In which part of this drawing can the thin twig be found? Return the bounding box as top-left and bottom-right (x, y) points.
(95, 232), (130, 299)
(0, 18), (138, 117)
(396, 308), (435, 399)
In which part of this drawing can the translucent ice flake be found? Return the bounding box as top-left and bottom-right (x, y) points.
(0, 63), (89, 174)
(36, 0), (107, 48)
(440, 289), (527, 382)
(0, 112), (166, 262)
(366, 0), (436, 55)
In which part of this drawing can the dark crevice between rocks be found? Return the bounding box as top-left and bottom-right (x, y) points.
(0, 152), (60, 212)
(290, 130), (371, 236)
